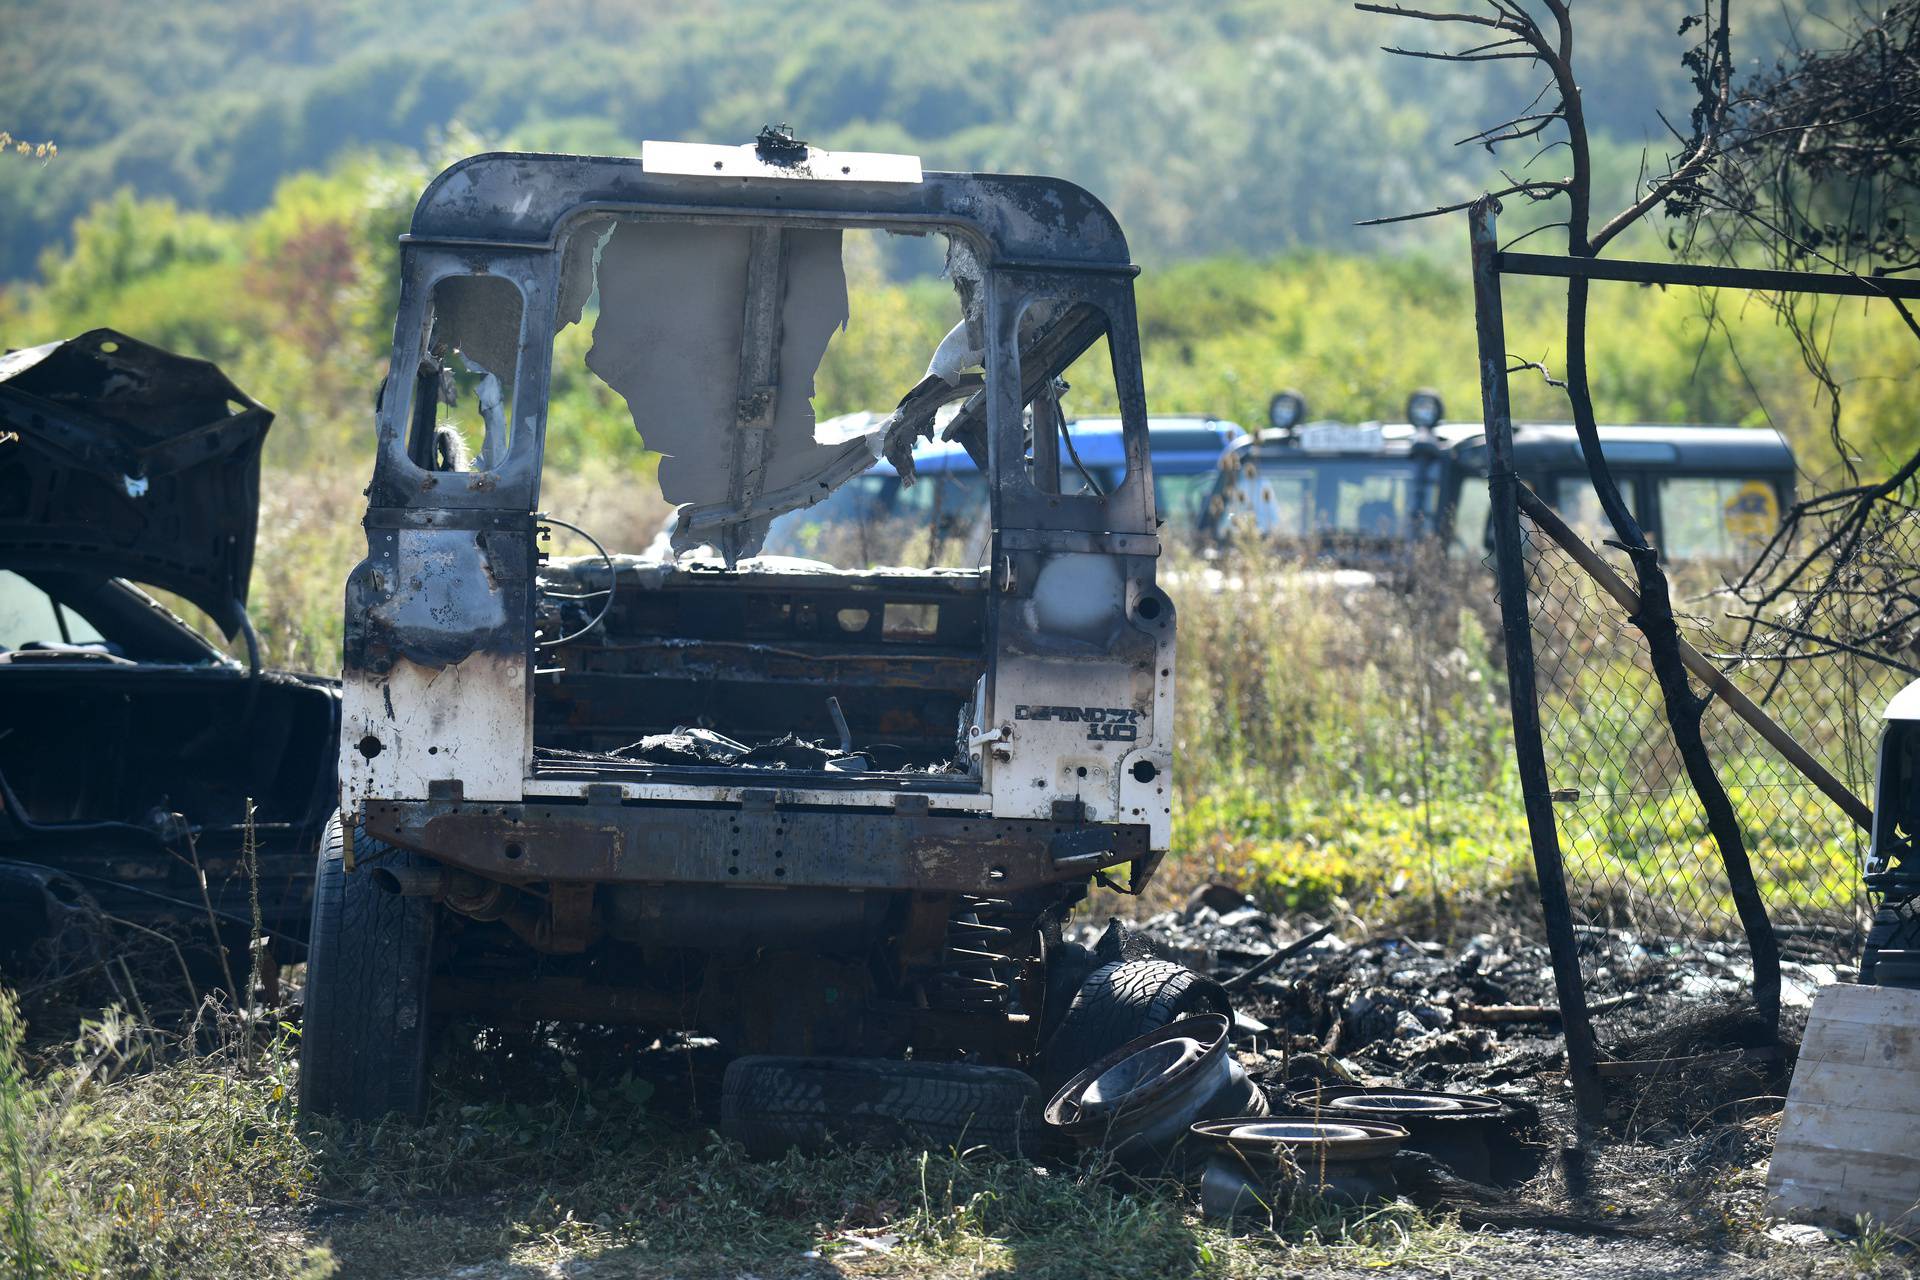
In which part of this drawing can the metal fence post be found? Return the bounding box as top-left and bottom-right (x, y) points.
(1469, 198), (1605, 1124)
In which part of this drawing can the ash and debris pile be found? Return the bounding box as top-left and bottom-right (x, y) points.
(533, 725), (969, 774)
(1084, 882), (1800, 1099)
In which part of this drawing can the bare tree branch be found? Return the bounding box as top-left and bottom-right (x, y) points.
(1382, 44), (1541, 63)
(1356, 180), (1570, 226)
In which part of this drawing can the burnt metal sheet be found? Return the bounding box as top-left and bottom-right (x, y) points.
(0, 328), (275, 636)
(584, 222), (854, 560)
(642, 138), (924, 185)
(723, 224), (790, 563)
(361, 798), (1148, 894)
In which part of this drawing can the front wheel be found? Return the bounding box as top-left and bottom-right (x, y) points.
(299, 811), (438, 1122)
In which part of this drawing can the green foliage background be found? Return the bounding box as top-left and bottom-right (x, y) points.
(0, 0), (1861, 277)
(4, 0), (1910, 482)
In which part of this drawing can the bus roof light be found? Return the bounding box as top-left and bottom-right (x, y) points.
(1407, 389), (1445, 433)
(1268, 390), (1308, 433)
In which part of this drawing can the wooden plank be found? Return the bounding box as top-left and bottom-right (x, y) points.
(1767, 985), (1920, 1233)
(1785, 1060), (1917, 1109)
(1799, 984), (1920, 1028)
(1841, 1150), (1920, 1191)
(1594, 1047), (1776, 1078)
(1777, 1105), (1920, 1158)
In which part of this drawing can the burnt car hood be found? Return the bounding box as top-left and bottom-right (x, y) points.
(0, 329), (274, 637)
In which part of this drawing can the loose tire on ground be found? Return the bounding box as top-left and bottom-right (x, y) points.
(300, 811), (438, 1122)
(721, 1055), (1039, 1158)
(1036, 957), (1230, 1093)
(1863, 900), (1920, 988)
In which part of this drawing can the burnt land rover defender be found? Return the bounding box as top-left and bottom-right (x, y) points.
(302, 139), (1216, 1120)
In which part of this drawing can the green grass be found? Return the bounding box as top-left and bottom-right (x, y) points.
(0, 1012), (1487, 1280)
(0, 1000), (327, 1279)
(1160, 546), (1879, 940)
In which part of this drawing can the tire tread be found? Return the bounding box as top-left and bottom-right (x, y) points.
(1037, 958), (1228, 1091)
(300, 812), (437, 1121)
(721, 1056), (1037, 1157)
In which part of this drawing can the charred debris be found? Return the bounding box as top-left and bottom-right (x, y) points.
(708, 891), (1788, 1227)
(0, 329), (339, 1010)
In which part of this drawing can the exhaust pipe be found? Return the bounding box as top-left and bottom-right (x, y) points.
(367, 864), (449, 900)
(371, 866), (601, 954)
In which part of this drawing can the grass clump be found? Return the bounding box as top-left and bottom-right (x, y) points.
(1, 998), (329, 1279)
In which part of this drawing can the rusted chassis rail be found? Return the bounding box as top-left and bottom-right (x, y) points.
(361, 796), (1150, 895)
(366, 795), (1145, 1055)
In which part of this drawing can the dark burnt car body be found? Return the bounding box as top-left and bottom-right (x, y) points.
(0, 330), (339, 984)
(339, 146), (1175, 1060)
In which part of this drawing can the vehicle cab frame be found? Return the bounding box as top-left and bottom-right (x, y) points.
(335, 146), (1176, 1059)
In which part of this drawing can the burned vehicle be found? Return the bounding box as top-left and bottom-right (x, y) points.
(306, 140), (1213, 1120)
(0, 330), (339, 992)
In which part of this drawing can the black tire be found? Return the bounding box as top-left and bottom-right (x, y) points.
(1039, 938), (1102, 1043)
(300, 811), (438, 1122)
(721, 1055), (1038, 1158)
(1037, 958), (1229, 1093)
(1862, 900), (1920, 988)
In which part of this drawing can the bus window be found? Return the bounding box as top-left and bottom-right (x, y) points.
(1219, 469), (1313, 537)
(1656, 475), (1782, 559)
(1553, 475), (1639, 543)
(1332, 467), (1415, 537)
(1156, 471), (1218, 526)
(1450, 477), (1490, 556)
(1217, 460), (1420, 540)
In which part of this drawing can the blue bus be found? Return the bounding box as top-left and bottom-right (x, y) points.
(1205, 392), (1798, 566)
(761, 416), (1243, 563)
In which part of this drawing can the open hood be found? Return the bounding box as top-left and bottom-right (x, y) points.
(0, 329), (274, 637)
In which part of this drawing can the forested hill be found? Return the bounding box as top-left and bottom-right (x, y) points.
(0, 0), (1835, 279)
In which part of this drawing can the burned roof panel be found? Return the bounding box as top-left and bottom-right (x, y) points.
(406, 152), (1133, 269)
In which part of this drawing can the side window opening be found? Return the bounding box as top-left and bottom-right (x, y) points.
(1005, 295), (1147, 528)
(550, 219), (978, 569)
(0, 570), (105, 652)
(407, 274), (526, 473)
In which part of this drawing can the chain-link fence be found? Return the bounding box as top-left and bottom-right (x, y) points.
(1511, 481), (1913, 1060)
(1461, 204), (1920, 1114)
